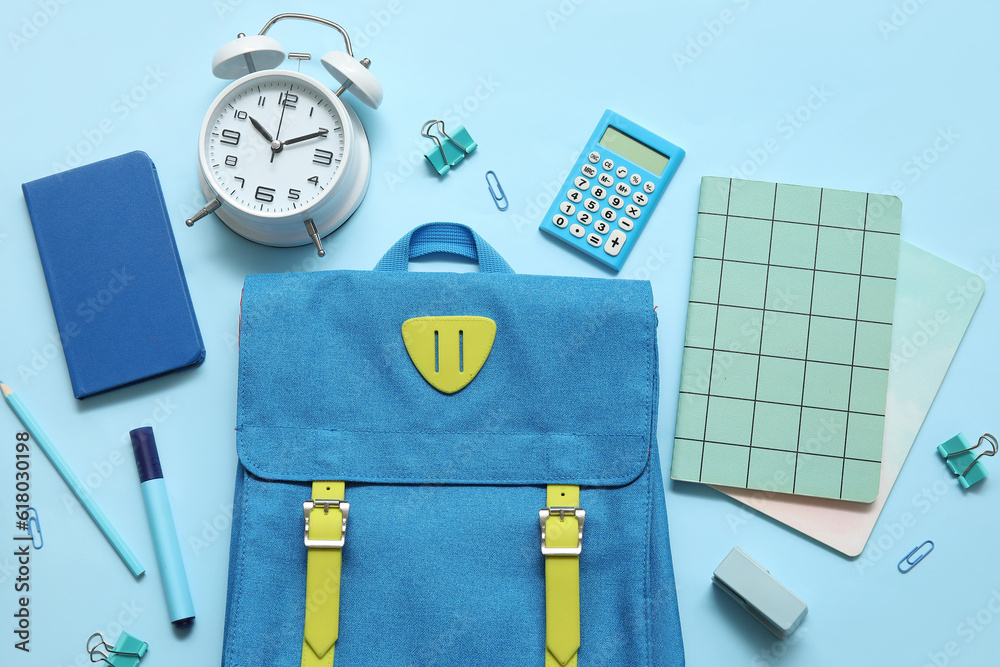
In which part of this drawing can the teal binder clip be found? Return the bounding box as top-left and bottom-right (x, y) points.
(87, 631), (148, 666)
(937, 432), (997, 489)
(422, 119), (477, 175)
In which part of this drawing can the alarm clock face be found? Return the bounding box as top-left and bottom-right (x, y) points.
(199, 71), (352, 218)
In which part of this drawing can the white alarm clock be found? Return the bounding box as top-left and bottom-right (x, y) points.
(186, 13), (383, 256)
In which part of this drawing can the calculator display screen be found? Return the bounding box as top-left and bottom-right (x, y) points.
(598, 126), (669, 176)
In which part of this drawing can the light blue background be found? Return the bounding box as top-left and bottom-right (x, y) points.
(0, 1), (997, 666)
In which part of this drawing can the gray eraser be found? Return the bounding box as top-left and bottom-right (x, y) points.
(712, 547), (807, 639)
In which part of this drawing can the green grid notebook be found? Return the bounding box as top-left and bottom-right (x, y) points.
(670, 177), (902, 502)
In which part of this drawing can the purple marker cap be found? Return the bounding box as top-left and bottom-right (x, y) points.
(130, 427), (163, 483)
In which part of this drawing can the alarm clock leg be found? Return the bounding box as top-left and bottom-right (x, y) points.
(304, 219), (325, 257)
(185, 198), (221, 227)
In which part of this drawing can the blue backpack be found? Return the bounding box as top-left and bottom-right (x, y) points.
(223, 223), (684, 666)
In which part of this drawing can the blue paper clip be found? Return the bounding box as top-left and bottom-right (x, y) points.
(485, 171), (508, 211)
(26, 507), (42, 549)
(898, 540), (934, 573)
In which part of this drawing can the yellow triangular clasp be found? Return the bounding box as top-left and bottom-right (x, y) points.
(401, 316), (497, 394)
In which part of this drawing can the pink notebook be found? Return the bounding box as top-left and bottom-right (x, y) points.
(713, 242), (983, 556)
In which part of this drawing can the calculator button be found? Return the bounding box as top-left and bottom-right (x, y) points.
(559, 201), (576, 215)
(643, 180), (655, 194)
(618, 218), (634, 231)
(552, 214), (569, 228)
(602, 158), (614, 171)
(598, 173), (614, 187)
(575, 176), (590, 191)
(615, 166), (628, 179)
(591, 186), (607, 200)
(584, 198), (599, 212)
(615, 183), (632, 196)
(582, 164), (597, 178)
(629, 173), (642, 186)
(567, 189), (583, 203)
(587, 233), (603, 247)
(594, 220), (610, 234)
(601, 208), (617, 222)
(609, 195), (624, 209)
(588, 151), (601, 164)
(569, 224), (586, 238)
(604, 229), (627, 256)
(577, 211), (593, 225)
(625, 204), (641, 219)
(633, 192), (648, 206)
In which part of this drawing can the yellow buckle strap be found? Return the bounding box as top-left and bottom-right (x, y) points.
(301, 481), (347, 667)
(542, 484), (582, 667)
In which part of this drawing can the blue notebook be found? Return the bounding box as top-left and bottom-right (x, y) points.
(22, 151), (205, 399)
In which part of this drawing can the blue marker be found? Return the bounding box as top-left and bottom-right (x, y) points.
(130, 427), (195, 628)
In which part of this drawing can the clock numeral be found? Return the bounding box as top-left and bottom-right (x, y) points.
(309, 107), (314, 117)
(313, 148), (334, 166)
(308, 176), (320, 186)
(288, 188), (300, 201)
(257, 96), (266, 107)
(279, 92), (298, 109)
(234, 109), (248, 120)
(234, 176), (245, 189)
(221, 129), (240, 146)
(224, 155), (238, 167)
(255, 185), (275, 203)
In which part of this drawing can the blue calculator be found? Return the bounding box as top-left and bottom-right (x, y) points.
(539, 110), (684, 271)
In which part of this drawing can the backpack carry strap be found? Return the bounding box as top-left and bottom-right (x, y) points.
(373, 222), (515, 273)
(301, 481), (348, 667)
(541, 485), (583, 667)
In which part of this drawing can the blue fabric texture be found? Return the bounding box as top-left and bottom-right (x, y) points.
(223, 223), (684, 666)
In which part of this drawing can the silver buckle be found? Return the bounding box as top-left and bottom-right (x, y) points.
(303, 499), (349, 548)
(539, 507), (585, 556)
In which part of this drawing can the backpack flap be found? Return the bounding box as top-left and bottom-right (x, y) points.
(236, 270), (656, 486)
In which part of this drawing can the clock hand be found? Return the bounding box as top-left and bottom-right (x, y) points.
(248, 115), (273, 143)
(281, 129), (329, 147)
(250, 114), (284, 159)
(270, 87), (292, 163)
